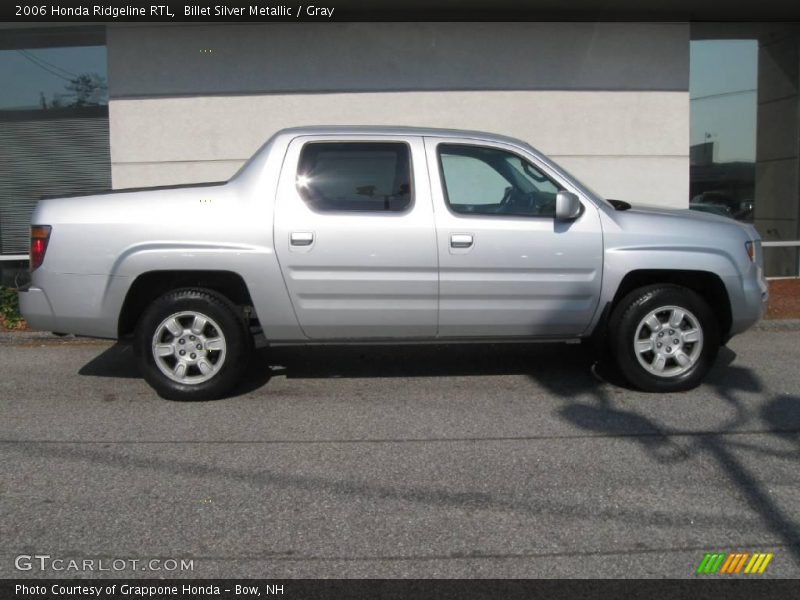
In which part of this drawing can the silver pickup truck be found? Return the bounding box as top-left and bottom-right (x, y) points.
(20, 127), (768, 400)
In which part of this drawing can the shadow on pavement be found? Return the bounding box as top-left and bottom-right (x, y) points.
(79, 342), (274, 399)
(266, 342), (594, 383)
(78, 342), (139, 378)
(79, 340), (602, 386)
(70, 338), (800, 565)
(761, 395), (800, 440)
(541, 344), (800, 565)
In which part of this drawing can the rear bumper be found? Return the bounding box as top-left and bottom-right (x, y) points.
(19, 286), (58, 332)
(19, 270), (127, 339)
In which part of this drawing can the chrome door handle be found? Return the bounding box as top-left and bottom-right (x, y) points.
(450, 234), (473, 248)
(290, 232), (314, 246)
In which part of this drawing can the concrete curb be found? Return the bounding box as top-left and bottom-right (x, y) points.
(754, 319), (800, 331)
(0, 331), (111, 345)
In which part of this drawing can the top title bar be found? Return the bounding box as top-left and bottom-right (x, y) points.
(4, 0), (800, 22)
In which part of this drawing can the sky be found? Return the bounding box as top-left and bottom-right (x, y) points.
(0, 46), (107, 110)
(689, 39), (758, 163)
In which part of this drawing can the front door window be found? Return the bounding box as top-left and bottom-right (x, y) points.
(438, 144), (562, 217)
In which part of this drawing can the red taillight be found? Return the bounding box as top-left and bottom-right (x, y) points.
(30, 225), (51, 270)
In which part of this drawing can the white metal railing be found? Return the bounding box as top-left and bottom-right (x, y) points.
(762, 241), (800, 248)
(762, 240), (800, 277)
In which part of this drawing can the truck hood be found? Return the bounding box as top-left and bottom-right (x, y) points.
(603, 199), (761, 248)
(604, 200), (760, 241)
(624, 204), (731, 224)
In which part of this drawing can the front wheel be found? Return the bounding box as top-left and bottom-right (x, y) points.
(134, 288), (251, 400)
(608, 285), (719, 392)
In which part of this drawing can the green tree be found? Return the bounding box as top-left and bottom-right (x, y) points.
(61, 73), (108, 107)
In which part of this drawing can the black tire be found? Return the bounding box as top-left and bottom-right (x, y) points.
(608, 285), (719, 392)
(134, 288), (252, 401)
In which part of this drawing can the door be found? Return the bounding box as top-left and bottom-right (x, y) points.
(424, 137), (603, 338)
(274, 135), (438, 339)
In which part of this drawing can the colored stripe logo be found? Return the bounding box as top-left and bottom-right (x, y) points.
(696, 552), (773, 574)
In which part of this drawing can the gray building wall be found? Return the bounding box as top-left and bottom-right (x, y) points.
(755, 26), (800, 275)
(106, 22), (690, 207)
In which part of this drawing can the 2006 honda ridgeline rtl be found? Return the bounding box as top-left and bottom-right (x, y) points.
(20, 127), (768, 400)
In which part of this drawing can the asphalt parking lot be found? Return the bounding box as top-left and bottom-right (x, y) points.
(1, 325), (799, 579)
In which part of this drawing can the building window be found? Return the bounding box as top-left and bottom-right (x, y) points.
(0, 40), (110, 260)
(0, 46), (108, 112)
(689, 40), (758, 222)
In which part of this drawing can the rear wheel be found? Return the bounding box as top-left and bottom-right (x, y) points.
(134, 288), (251, 400)
(608, 285), (719, 392)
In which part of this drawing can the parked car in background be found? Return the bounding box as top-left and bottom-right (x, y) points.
(20, 127), (768, 400)
(689, 202), (734, 218)
(691, 190), (753, 221)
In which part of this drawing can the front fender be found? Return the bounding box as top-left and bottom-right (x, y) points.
(586, 245), (745, 338)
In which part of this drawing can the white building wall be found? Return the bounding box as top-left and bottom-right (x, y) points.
(107, 22), (690, 208)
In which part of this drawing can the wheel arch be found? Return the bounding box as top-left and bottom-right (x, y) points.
(608, 270), (732, 343)
(588, 269), (733, 348)
(118, 270), (256, 339)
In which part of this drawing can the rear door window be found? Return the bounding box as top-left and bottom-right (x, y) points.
(296, 142), (412, 212)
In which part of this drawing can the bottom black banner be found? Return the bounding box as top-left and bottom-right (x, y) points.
(3, 579), (800, 600)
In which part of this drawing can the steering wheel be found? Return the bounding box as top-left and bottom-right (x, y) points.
(499, 186), (514, 208)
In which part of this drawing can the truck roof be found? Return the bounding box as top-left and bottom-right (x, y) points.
(273, 126), (528, 147)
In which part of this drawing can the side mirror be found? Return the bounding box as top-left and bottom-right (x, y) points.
(555, 191), (582, 221)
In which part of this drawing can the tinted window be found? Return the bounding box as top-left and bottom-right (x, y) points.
(438, 144), (562, 217)
(690, 40), (756, 223)
(297, 142), (412, 212)
(0, 44), (110, 256)
(0, 46), (107, 112)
